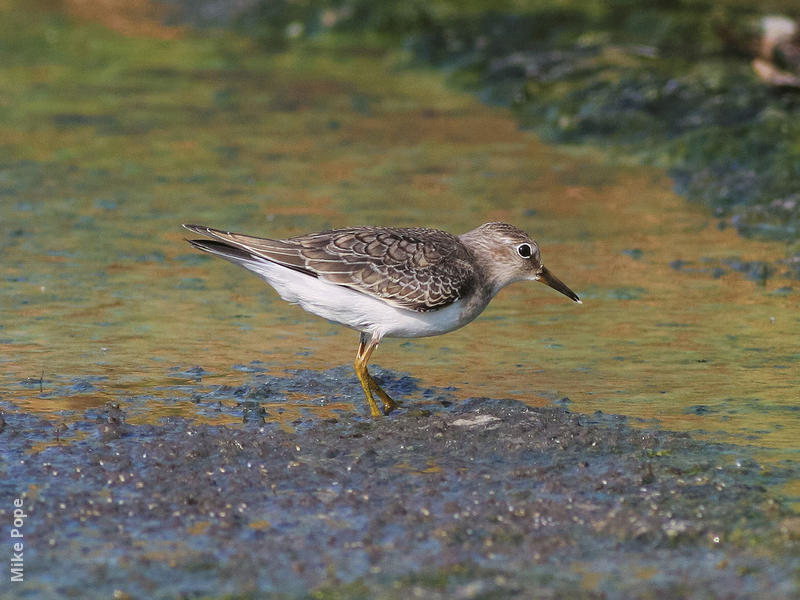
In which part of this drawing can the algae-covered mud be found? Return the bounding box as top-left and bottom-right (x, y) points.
(1, 1), (799, 597)
(2, 381), (799, 599)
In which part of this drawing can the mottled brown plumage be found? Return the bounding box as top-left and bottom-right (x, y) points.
(184, 225), (478, 312)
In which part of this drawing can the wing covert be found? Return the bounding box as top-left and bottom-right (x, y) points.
(183, 225), (477, 311)
(294, 228), (476, 312)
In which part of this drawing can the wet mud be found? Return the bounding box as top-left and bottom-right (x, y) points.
(2, 369), (798, 599)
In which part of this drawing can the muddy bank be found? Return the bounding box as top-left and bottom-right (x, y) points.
(2, 369), (798, 599)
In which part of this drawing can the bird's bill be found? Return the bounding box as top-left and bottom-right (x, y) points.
(537, 266), (581, 303)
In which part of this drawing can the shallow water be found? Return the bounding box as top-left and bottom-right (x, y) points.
(1, 7), (798, 460)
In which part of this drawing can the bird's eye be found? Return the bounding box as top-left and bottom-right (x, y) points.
(516, 243), (533, 258)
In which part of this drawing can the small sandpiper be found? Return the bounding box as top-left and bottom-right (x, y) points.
(183, 222), (581, 417)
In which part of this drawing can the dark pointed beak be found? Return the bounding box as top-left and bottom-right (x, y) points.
(537, 266), (581, 303)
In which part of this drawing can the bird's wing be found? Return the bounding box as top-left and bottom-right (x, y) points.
(183, 225), (477, 312)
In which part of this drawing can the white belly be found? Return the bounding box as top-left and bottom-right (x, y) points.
(238, 257), (488, 340)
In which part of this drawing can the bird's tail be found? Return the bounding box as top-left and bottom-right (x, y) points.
(185, 238), (256, 265)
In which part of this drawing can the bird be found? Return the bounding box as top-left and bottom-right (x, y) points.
(183, 222), (581, 417)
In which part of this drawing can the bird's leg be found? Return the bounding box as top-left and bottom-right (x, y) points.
(354, 333), (398, 417)
(354, 335), (382, 417)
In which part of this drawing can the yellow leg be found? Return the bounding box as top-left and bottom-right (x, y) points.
(370, 375), (399, 414)
(354, 334), (398, 417)
(354, 339), (381, 417)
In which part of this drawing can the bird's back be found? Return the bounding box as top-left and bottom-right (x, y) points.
(185, 225), (479, 312)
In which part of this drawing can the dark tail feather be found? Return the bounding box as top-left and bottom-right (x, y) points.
(185, 234), (320, 279)
(186, 238), (255, 264)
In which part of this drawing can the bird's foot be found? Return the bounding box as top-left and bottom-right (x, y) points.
(373, 384), (400, 415)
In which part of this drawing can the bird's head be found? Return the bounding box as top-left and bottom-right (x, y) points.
(459, 222), (581, 303)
